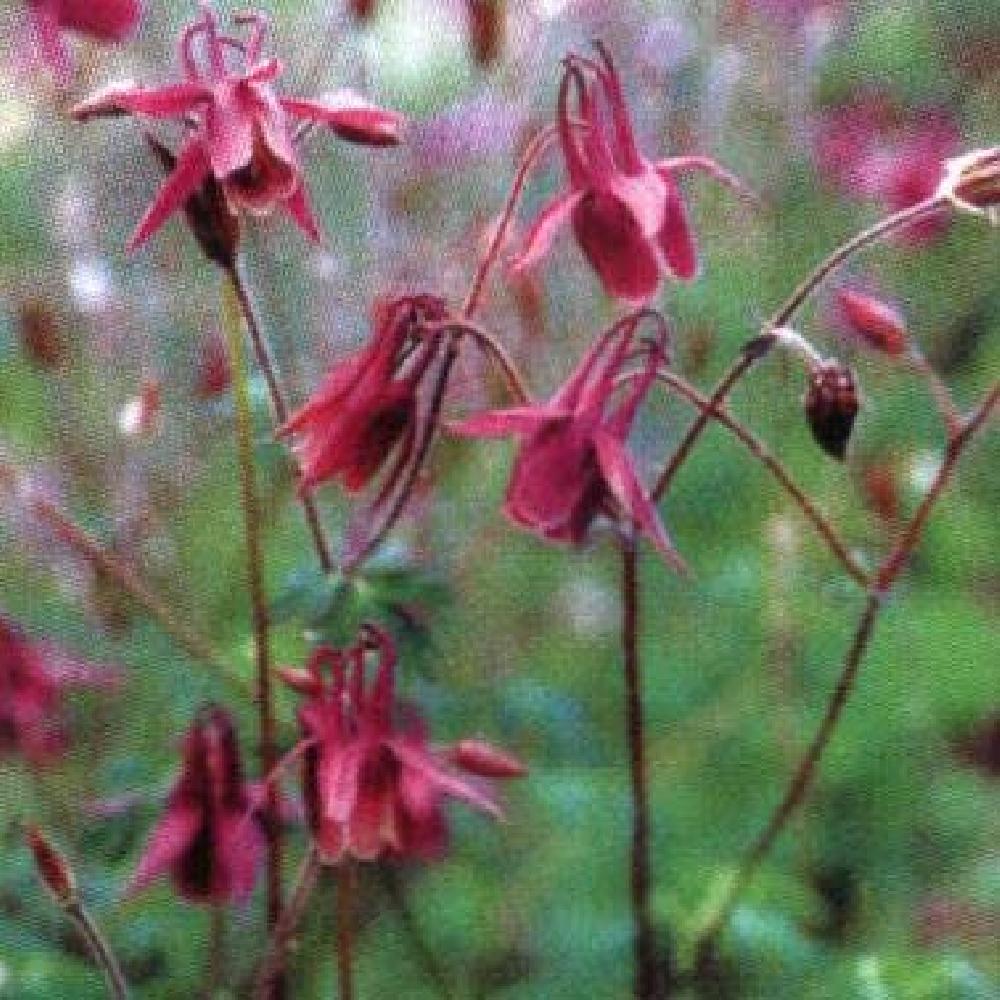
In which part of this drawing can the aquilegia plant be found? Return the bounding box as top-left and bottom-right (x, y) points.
(4, 2), (998, 998)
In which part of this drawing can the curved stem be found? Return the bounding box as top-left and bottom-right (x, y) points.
(66, 900), (130, 1000)
(335, 863), (356, 1000)
(655, 370), (869, 586)
(462, 124), (558, 319)
(429, 318), (531, 404)
(221, 279), (283, 963)
(621, 539), (660, 998)
(694, 381), (999, 961)
(225, 262), (335, 574)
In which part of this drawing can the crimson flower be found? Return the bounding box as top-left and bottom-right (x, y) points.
(0, 614), (120, 763)
(513, 43), (742, 304)
(451, 314), (684, 568)
(279, 626), (523, 863)
(278, 295), (449, 496)
(129, 705), (264, 905)
(72, 3), (403, 251)
(24, 0), (140, 83)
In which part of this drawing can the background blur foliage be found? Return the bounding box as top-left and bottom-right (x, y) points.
(0, 0), (998, 997)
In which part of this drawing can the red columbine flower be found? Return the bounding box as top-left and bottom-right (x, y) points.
(129, 706), (264, 905)
(24, 0), (140, 83)
(279, 627), (523, 863)
(0, 615), (120, 763)
(72, 3), (403, 251)
(278, 295), (449, 495)
(451, 314), (684, 568)
(513, 43), (744, 304)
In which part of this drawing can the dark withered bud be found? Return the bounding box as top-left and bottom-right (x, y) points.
(804, 361), (859, 460)
(25, 825), (77, 904)
(466, 0), (504, 67)
(145, 135), (240, 269)
(349, 0), (377, 19)
(18, 301), (67, 369)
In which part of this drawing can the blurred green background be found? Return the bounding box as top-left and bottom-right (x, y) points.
(0, 0), (998, 997)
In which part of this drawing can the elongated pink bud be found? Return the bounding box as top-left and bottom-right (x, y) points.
(452, 739), (527, 779)
(25, 825), (76, 904)
(835, 287), (908, 357)
(277, 667), (321, 695)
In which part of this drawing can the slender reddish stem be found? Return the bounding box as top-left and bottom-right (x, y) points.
(65, 899), (130, 1000)
(694, 381), (998, 961)
(336, 864), (356, 1000)
(428, 318), (531, 404)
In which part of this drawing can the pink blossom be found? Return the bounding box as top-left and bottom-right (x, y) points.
(24, 0), (140, 83)
(72, 3), (403, 251)
(278, 295), (449, 496)
(279, 627), (522, 863)
(0, 614), (120, 763)
(513, 43), (743, 303)
(451, 314), (684, 568)
(129, 706), (264, 905)
(812, 95), (960, 241)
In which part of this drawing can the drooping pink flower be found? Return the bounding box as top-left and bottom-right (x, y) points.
(278, 295), (449, 495)
(513, 43), (746, 304)
(279, 626), (523, 863)
(129, 705), (264, 905)
(72, 3), (403, 251)
(0, 614), (120, 763)
(812, 94), (960, 241)
(451, 314), (684, 567)
(24, 0), (140, 83)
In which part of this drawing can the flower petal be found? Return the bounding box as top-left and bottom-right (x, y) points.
(448, 405), (558, 439)
(72, 81), (209, 122)
(592, 430), (686, 572)
(510, 191), (582, 276)
(127, 804), (202, 895)
(57, 0), (140, 40)
(284, 182), (322, 243)
(127, 137), (211, 252)
(281, 92), (404, 146)
(655, 167), (698, 281)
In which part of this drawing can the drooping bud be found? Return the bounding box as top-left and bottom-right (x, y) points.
(452, 739), (527, 779)
(835, 287), (908, 357)
(804, 361), (859, 460)
(18, 301), (67, 369)
(145, 135), (240, 270)
(938, 147), (1000, 221)
(349, 0), (377, 19)
(466, 0), (505, 67)
(25, 825), (77, 905)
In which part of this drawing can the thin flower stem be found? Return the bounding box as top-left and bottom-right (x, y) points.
(694, 380), (999, 964)
(654, 370), (869, 586)
(335, 863), (356, 1000)
(0, 462), (247, 698)
(908, 348), (963, 438)
(621, 539), (661, 999)
(65, 899), (130, 1000)
(253, 847), (323, 1000)
(653, 196), (952, 506)
(220, 280), (283, 955)
(429, 318), (531, 404)
(206, 906), (226, 999)
(462, 124), (558, 319)
(225, 261), (335, 574)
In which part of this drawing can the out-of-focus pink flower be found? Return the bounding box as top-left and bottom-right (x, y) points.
(451, 314), (685, 567)
(812, 95), (960, 241)
(279, 626), (522, 863)
(72, 3), (403, 251)
(129, 705), (264, 905)
(0, 614), (120, 763)
(513, 43), (745, 303)
(278, 295), (449, 495)
(833, 287), (909, 357)
(193, 331), (232, 399)
(24, 0), (140, 83)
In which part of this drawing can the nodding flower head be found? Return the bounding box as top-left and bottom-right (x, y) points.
(72, 3), (403, 251)
(129, 705), (264, 905)
(451, 311), (685, 569)
(279, 626), (523, 864)
(513, 43), (747, 304)
(278, 294), (450, 496)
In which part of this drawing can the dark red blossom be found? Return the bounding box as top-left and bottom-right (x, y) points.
(279, 627), (522, 863)
(513, 44), (744, 303)
(24, 0), (140, 83)
(278, 295), (449, 495)
(0, 615), (120, 763)
(72, 3), (402, 250)
(129, 706), (264, 905)
(451, 315), (684, 568)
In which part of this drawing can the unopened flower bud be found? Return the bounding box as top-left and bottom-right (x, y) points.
(277, 666), (321, 695)
(25, 825), (77, 904)
(938, 147), (1000, 222)
(835, 287), (908, 357)
(145, 135), (240, 269)
(804, 361), (859, 460)
(466, 0), (505, 67)
(452, 739), (527, 779)
(18, 301), (67, 369)
(349, 0), (377, 19)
